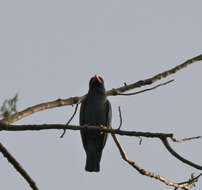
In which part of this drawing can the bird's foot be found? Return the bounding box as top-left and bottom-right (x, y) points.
(100, 125), (107, 134)
(100, 125), (107, 129)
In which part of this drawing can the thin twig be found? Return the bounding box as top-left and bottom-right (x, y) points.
(111, 134), (201, 189)
(0, 142), (39, 190)
(138, 137), (142, 145)
(60, 104), (78, 138)
(118, 79), (174, 96)
(117, 106), (122, 130)
(1, 54), (201, 124)
(107, 53), (202, 96)
(177, 173), (202, 185)
(171, 136), (201, 143)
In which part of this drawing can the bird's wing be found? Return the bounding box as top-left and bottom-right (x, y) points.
(99, 99), (112, 149)
(79, 99), (86, 125)
(106, 99), (112, 128)
(79, 99), (88, 150)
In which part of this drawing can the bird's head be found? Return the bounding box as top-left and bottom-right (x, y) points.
(88, 74), (105, 94)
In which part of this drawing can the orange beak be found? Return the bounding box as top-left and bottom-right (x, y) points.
(95, 74), (102, 84)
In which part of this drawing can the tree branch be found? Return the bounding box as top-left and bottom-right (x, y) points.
(0, 122), (173, 138)
(0, 123), (200, 143)
(1, 54), (201, 124)
(107, 53), (202, 96)
(60, 103), (79, 138)
(161, 137), (202, 170)
(118, 79), (174, 96)
(1, 122), (201, 170)
(1, 96), (83, 124)
(0, 142), (39, 190)
(171, 136), (201, 143)
(111, 133), (201, 190)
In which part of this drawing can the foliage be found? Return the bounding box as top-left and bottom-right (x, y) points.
(0, 94), (18, 118)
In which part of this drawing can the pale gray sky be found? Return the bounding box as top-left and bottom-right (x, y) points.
(0, 0), (202, 189)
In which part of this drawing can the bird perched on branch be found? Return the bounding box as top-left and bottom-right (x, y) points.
(80, 75), (112, 172)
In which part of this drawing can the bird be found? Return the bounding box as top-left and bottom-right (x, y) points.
(79, 75), (112, 172)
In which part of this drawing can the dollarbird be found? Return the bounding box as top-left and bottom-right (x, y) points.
(80, 75), (112, 172)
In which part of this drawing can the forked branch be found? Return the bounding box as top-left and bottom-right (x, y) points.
(111, 133), (201, 190)
(0, 54), (202, 190)
(1, 54), (201, 124)
(0, 122), (201, 170)
(60, 104), (79, 138)
(161, 137), (202, 170)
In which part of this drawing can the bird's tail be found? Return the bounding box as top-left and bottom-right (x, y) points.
(85, 145), (102, 172)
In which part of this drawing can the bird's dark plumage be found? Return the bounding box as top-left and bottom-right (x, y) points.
(80, 75), (112, 172)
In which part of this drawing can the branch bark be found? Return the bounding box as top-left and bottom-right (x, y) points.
(111, 134), (201, 190)
(0, 142), (39, 190)
(1, 54), (201, 124)
(0, 122), (173, 138)
(0, 122), (201, 170)
(118, 79), (174, 96)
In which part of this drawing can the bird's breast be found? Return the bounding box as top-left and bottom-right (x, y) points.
(84, 101), (107, 126)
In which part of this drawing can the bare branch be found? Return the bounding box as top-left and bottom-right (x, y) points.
(107, 53), (202, 96)
(0, 142), (39, 190)
(1, 54), (201, 124)
(1, 122), (201, 145)
(118, 79), (174, 96)
(1, 97), (83, 124)
(60, 104), (79, 138)
(0, 122), (173, 138)
(1, 122), (201, 170)
(111, 134), (201, 190)
(161, 137), (202, 170)
(171, 136), (201, 143)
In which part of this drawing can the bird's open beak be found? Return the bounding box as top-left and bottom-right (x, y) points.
(95, 74), (102, 84)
